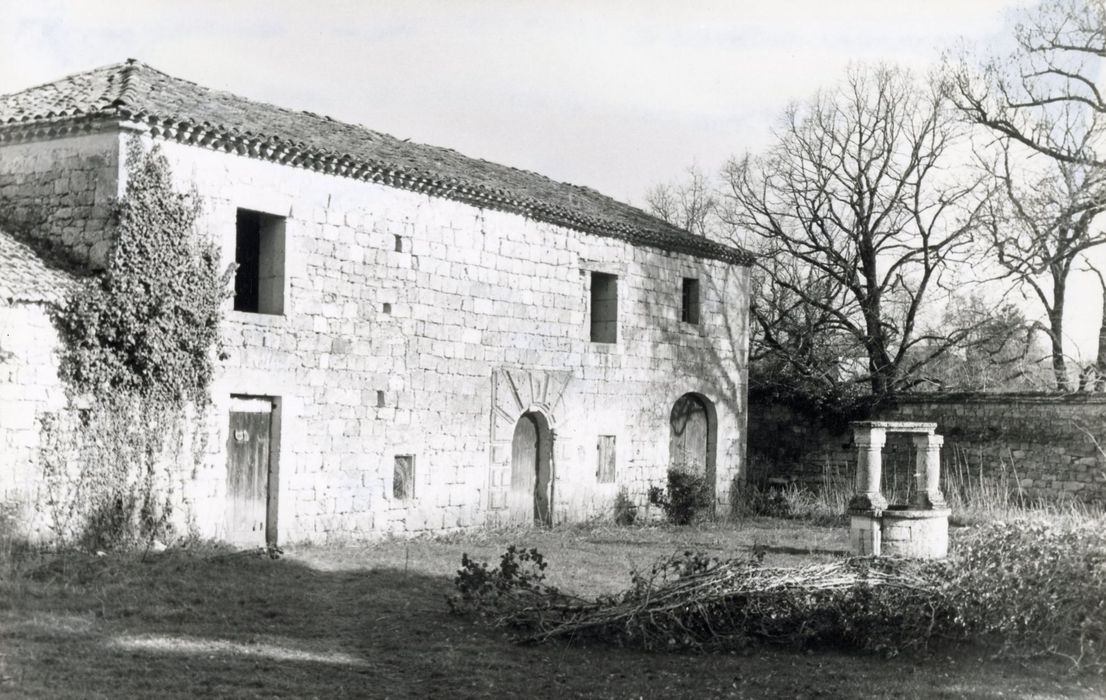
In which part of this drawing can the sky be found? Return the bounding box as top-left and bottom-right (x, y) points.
(1, 0), (1023, 202)
(6, 0), (1105, 362)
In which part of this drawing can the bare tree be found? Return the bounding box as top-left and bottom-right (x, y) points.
(977, 131), (1106, 390)
(746, 254), (868, 404)
(948, 0), (1106, 167)
(908, 294), (1038, 391)
(950, 0), (1106, 390)
(646, 168), (864, 404)
(1084, 263), (1106, 390)
(722, 66), (985, 398)
(644, 165), (720, 238)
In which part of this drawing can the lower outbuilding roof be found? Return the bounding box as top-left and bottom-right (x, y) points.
(0, 229), (77, 305)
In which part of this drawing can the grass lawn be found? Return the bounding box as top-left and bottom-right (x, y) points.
(1, 518), (1101, 699)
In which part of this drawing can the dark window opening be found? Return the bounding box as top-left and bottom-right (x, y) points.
(394, 235), (404, 252)
(590, 272), (618, 343)
(376, 390), (385, 408)
(234, 209), (286, 314)
(393, 455), (415, 500)
(597, 435), (616, 483)
(681, 277), (700, 325)
(382, 302), (392, 314)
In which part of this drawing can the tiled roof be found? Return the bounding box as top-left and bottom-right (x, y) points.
(0, 229), (78, 305)
(0, 60), (753, 266)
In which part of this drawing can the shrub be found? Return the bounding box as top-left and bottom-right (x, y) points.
(733, 482), (847, 525)
(648, 469), (711, 525)
(613, 488), (637, 526)
(446, 545), (573, 623)
(0, 499), (26, 580)
(946, 518), (1106, 668)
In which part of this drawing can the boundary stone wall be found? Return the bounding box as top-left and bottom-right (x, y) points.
(749, 393), (1106, 504)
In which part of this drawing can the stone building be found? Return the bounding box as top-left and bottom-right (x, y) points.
(0, 60), (753, 544)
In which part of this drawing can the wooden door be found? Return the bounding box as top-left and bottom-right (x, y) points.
(670, 394), (709, 476)
(509, 415), (538, 525)
(534, 429), (552, 527)
(226, 399), (272, 545)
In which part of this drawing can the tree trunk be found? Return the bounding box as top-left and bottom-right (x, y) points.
(859, 234), (896, 398)
(1049, 263), (1072, 392)
(1095, 271), (1106, 392)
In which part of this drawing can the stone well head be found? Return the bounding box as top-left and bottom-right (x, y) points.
(846, 420), (950, 559)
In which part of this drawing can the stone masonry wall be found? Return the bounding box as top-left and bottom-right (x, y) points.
(0, 132), (121, 268)
(0, 127), (749, 544)
(749, 394), (1106, 504)
(881, 395), (1106, 503)
(151, 135), (749, 543)
(0, 301), (69, 526)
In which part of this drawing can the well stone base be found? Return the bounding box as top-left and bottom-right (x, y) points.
(880, 507), (950, 559)
(848, 512), (882, 556)
(848, 507), (950, 559)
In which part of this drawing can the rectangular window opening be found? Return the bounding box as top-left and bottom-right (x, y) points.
(681, 277), (700, 325)
(234, 208), (286, 315)
(394, 234), (404, 253)
(393, 455), (415, 500)
(382, 302), (392, 314)
(376, 390), (386, 408)
(597, 435), (616, 483)
(590, 272), (618, 343)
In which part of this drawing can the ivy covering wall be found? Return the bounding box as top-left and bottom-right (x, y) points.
(39, 142), (232, 548)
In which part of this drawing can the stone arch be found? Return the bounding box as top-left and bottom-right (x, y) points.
(509, 410), (554, 526)
(669, 392), (718, 502)
(487, 368), (570, 526)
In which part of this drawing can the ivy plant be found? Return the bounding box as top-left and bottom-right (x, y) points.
(41, 142), (230, 548)
(54, 143), (232, 406)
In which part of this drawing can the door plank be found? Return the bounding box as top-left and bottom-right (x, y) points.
(226, 408), (271, 545)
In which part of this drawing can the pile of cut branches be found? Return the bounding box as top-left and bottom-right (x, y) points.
(451, 549), (957, 656)
(450, 520), (1106, 671)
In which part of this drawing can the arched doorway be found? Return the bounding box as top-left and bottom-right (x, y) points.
(509, 411), (553, 526)
(669, 393), (717, 501)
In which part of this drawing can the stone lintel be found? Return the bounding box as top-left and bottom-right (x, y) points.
(911, 433), (944, 449)
(850, 420), (937, 434)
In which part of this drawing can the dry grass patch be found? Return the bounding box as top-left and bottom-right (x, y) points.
(0, 521), (1101, 699)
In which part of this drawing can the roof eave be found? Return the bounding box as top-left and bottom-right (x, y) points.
(0, 111), (755, 266)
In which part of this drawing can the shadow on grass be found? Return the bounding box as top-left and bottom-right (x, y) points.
(1, 546), (1101, 699)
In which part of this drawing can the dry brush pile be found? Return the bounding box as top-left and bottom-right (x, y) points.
(448, 519), (1106, 673)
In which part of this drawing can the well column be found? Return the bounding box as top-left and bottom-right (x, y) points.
(847, 423), (886, 556)
(849, 426), (887, 512)
(911, 433), (946, 509)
